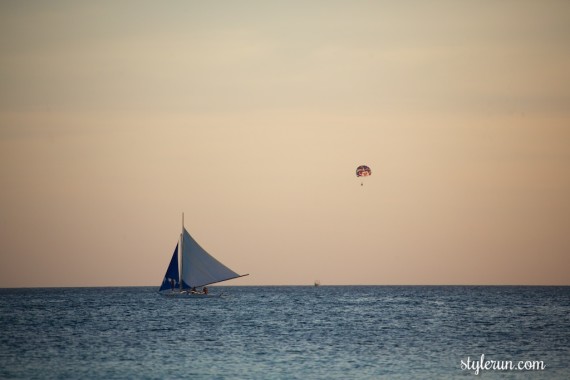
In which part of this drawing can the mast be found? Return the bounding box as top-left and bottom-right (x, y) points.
(179, 212), (184, 291)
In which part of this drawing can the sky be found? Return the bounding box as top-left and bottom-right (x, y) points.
(1, 1), (569, 287)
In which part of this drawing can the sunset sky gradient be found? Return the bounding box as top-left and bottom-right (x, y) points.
(1, 1), (569, 287)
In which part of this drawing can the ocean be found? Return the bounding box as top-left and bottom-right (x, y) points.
(0, 286), (569, 379)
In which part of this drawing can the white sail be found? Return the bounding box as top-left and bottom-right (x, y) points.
(180, 228), (243, 288)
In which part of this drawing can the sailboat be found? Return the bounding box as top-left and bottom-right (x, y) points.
(159, 214), (248, 297)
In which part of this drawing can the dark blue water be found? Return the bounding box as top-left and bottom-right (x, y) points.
(0, 286), (569, 379)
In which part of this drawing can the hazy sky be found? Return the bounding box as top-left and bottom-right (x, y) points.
(1, 1), (569, 287)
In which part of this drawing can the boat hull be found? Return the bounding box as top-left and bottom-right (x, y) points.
(159, 291), (222, 298)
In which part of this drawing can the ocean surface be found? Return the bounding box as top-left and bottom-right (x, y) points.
(0, 286), (569, 379)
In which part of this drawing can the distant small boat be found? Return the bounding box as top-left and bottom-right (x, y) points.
(159, 214), (248, 297)
(314, 280), (321, 287)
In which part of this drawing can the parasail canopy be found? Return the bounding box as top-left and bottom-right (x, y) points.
(356, 165), (372, 177)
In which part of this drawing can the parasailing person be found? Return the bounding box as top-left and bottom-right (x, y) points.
(356, 165), (372, 186)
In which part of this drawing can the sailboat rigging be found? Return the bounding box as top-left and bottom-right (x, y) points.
(159, 214), (248, 297)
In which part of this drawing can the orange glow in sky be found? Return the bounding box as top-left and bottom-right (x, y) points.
(1, 1), (569, 287)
